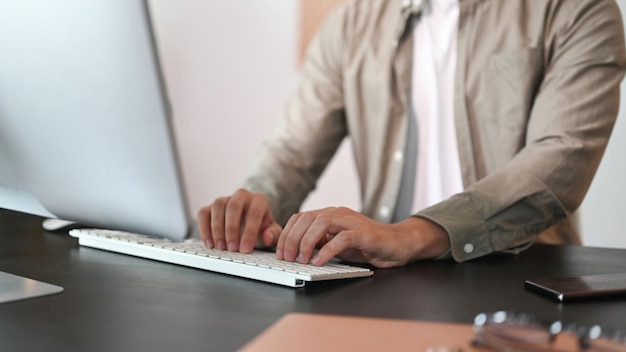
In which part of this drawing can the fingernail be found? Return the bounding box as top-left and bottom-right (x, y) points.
(284, 250), (294, 261)
(216, 240), (226, 250)
(204, 239), (214, 248)
(311, 255), (321, 266)
(240, 242), (252, 253)
(275, 248), (283, 259)
(227, 241), (238, 252)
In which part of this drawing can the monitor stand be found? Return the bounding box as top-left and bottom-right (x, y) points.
(0, 271), (63, 304)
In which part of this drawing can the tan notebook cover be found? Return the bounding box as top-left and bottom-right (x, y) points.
(240, 313), (580, 352)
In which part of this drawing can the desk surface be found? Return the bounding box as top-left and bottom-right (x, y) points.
(2, 208), (626, 351)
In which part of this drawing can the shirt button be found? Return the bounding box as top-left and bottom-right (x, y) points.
(393, 150), (403, 162)
(379, 206), (390, 218)
(464, 243), (474, 254)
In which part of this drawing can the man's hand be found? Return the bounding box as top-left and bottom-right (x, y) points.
(197, 189), (282, 253)
(275, 207), (451, 268)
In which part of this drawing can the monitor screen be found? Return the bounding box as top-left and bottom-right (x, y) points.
(0, 0), (190, 240)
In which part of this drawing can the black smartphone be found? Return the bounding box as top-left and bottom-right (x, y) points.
(525, 272), (626, 302)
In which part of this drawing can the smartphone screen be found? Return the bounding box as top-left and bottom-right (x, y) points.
(525, 272), (626, 302)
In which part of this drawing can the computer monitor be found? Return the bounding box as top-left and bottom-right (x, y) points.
(0, 0), (191, 241)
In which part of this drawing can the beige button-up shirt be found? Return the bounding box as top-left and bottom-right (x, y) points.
(244, 0), (626, 262)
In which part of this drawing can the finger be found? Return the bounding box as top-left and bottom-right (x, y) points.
(224, 190), (249, 252)
(238, 195), (266, 253)
(311, 230), (357, 266)
(282, 211), (324, 262)
(297, 212), (338, 264)
(210, 197), (229, 250)
(196, 206), (213, 247)
(261, 221), (282, 247)
(276, 212), (302, 260)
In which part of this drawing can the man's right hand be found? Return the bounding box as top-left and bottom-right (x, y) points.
(197, 189), (282, 253)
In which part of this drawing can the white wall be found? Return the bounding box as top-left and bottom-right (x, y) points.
(151, 0), (626, 249)
(149, 0), (359, 218)
(580, 0), (626, 248)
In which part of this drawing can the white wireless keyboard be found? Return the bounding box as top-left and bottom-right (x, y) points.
(69, 229), (373, 288)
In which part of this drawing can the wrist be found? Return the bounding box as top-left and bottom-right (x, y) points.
(394, 216), (451, 261)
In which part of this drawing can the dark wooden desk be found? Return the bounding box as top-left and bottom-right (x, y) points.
(1, 209), (626, 351)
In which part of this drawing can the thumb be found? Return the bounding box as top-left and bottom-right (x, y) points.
(261, 222), (282, 247)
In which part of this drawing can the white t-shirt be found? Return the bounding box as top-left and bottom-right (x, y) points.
(411, 0), (463, 213)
